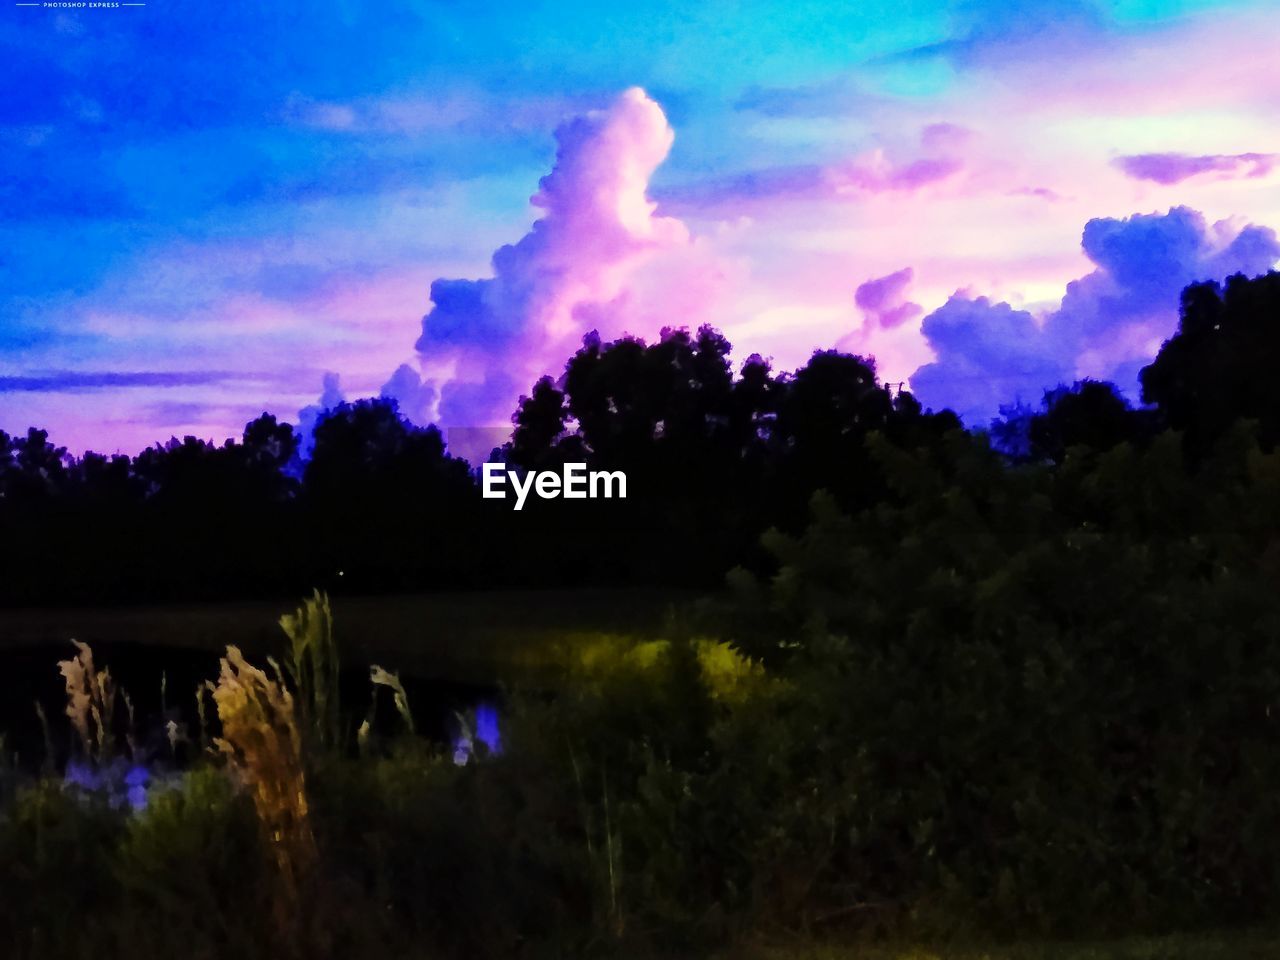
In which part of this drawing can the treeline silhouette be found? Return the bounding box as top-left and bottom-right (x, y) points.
(1, 271), (1277, 608)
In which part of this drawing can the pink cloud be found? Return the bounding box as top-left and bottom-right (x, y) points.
(414, 87), (721, 428)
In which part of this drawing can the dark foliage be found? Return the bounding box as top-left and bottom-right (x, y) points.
(1027, 380), (1160, 463)
(1141, 271), (1280, 454)
(0, 327), (955, 606)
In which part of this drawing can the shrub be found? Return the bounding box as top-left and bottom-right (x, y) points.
(0, 780), (124, 958)
(111, 767), (271, 959)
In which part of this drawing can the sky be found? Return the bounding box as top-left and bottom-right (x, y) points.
(2, 0), (1279, 453)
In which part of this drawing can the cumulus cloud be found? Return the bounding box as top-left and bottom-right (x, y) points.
(910, 296), (1069, 423)
(1115, 152), (1279, 185)
(379, 363), (436, 425)
(910, 206), (1280, 425)
(296, 372), (344, 458)
(414, 87), (713, 430)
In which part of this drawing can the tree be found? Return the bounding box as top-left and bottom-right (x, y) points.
(303, 398), (479, 591)
(1141, 271), (1280, 452)
(1027, 379), (1154, 463)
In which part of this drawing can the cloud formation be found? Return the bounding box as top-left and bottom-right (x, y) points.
(379, 363), (436, 425)
(910, 296), (1068, 424)
(1115, 152), (1279, 185)
(910, 206), (1280, 425)
(414, 87), (701, 428)
(296, 372), (345, 459)
(854, 267), (922, 331)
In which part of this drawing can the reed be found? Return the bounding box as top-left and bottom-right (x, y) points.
(280, 589), (342, 752)
(57, 640), (117, 766)
(370, 664), (415, 735)
(211, 645), (317, 939)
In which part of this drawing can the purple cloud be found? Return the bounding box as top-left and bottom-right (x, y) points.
(1048, 207), (1280, 353)
(296, 372), (345, 458)
(0, 370), (259, 393)
(855, 267), (922, 331)
(910, 296), (1070, 423)
(911, 206), (1280, 425)
(1115, 152), (1279, 185)
(379, 364), (436, 426)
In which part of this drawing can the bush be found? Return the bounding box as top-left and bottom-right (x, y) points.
(0, 780), (124, 959)
(112, 768), (272, 959)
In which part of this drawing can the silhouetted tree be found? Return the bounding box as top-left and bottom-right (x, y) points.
(0, 428), (68, 503)
(14, 266), (1278, 607)
(1028, 379), (1155, 463)
(508, 376), (575, 471)
(502, 329), (957, 584)
(1141, 270), (1280, 452)
(989, 401), (1036, 460)
(303, 398), (479, 591)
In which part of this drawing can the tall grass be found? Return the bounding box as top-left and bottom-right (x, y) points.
(280, 589), (342, 752)
(369, 664), (415, 735)
(58, 639), (118, 766)
(211, 645), (316, 939)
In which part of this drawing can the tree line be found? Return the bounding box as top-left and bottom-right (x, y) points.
(1, 271), (1277, 607)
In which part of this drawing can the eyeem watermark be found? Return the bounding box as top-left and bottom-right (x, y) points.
(482, 463), (626, 511)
